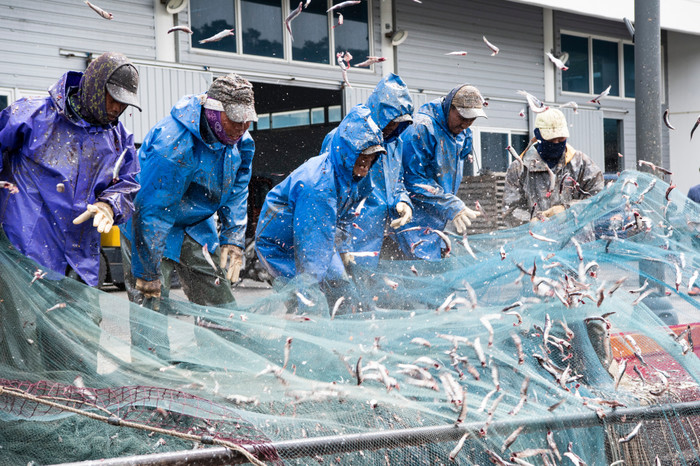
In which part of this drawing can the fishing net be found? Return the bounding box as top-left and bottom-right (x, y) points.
(1, 170), (699, 465)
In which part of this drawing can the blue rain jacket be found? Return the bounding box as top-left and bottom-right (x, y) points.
(321, 74), (414, 267)
(255, 105), (383, 282)
(396, 86), (473, 260)
(123, 94), (254, 281)
(0, 71), (139, 286)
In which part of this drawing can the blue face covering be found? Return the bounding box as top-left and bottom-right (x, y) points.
(534, 128), (567, 168)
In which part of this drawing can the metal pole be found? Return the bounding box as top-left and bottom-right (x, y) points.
(55, 399), (700, 466)
(634, 0), (668, 304)
(634, 0), (662, 169)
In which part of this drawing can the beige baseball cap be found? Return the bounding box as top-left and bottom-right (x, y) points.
(452, 85), (487, 119)
(206, 73), (258, 123)
(535, 108), (570, 140)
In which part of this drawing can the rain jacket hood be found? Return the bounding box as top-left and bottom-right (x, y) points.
(255, 105), (383, 282)
(122, 94), (254, 281)
(395, 93), (474, 260)
(0, 71), (139, 285)
(365, 73), (414, 142)
(71, 52), (135, 125)
(322, 74), (414, 267)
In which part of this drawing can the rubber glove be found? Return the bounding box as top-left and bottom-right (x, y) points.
(390, 202), (413, 229)
(220, 244), (244, 282)
(73, 201), (114, 233)
(340, 252), (356, 267)
(135, 278), (161, 299)
(452, 207), (480, 235)
(542, 205), (566, 218)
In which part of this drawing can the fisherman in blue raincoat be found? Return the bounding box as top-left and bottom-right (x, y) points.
(0, 52), (141, 286)
(255, 105), (385, 313)
(396, 84), (486, 260)
(121, 74), (256, 308)
(321, 74), (414, 269)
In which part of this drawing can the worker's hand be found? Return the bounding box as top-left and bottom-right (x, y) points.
(219, 244), (244, 282)
(541, 205), (566, 218)
(340, 252), (356, 267)
(73, 202), (114, 233)
(452, 207), (480, 235)
(390, 202), (413, 229)
(135, 278), (161, 299)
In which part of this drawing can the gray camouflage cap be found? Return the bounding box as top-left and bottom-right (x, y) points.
(206, 73), (258, 123)
(452, 85), (487, 119)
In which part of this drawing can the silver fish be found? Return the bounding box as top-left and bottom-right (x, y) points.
(199, 28), (235, 44)
(692, 114), (700, 140)
(483, 36), (499, 55)
(546, 51), (568, 71)
(517, 90), (549, 113)
(589, 84), (611, 104)
(327, 0), (361, 12)
(663, 108), (676, 130)
(112, 148), (128, 181)
(354, 56), (386, 67)
(618, 421), (643, 443)
(449, 432), (470, 461)
(285, 2), (303, 41)
(445, 51), (468, 56)
(167, 25), (193, 34)
(529, 230), (557, 243)
(85, 0), (113, 20)
(331, 296), (345, 319)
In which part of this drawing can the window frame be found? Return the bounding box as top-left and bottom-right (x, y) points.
(472, 128), (530, 175)
(188, 0), (374, 69)
(559, 30), (637, 102)
(0, 88), (14, 111)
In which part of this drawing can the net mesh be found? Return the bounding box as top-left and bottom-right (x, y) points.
(1, 170), (699, 465)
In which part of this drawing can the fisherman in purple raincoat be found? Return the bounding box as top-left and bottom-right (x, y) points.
(0, 52), (141, 287)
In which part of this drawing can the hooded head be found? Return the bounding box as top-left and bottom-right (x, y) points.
(442, 84), (487, 134)
(203, 74), (258, 145)
(534, 108), (569, 167)
(329, 104), (385, 185)
(365, 73), (414, 143)
(73, 52), (141, 125)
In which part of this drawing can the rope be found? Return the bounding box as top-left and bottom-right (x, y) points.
(0, 385), (266, 466)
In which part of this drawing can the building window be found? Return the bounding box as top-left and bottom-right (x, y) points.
(241, 0), (284, 58)
(0, 95), (8, 111)
(603, 118), (622, 174)
(333, 0), (369, 63)
(290, 0), (330, 64)
(623, 44), (635, 98)
(190, 0), (369, 66)
(191, 0), (237, 53)
(561, 33), (634, 99)
(328, 105), (342, 123)
(478, 131), (530, 174)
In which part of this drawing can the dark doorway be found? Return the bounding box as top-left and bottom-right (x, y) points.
(245, 82), (342, 237)
(603, 118), (622, 174)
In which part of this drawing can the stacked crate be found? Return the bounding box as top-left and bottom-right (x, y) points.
(457, 172), (507, 234)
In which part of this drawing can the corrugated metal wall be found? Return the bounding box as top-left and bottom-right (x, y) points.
(119, 65), (213, 144)
(0, 0), (156, 93)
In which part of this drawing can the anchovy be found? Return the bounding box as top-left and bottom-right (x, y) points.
(331, 296), (344, 320)
(559, 101), (579, 113)
(327, 0), (361, 12)
(46, 302), (67, 312)
(511, 333), (525, 364)
(431, 228), (452, 255)
(201, 243), (218, 273)
(632, 288), (654, 306)
(608, 276), (628, 296)
(295, 291), (315, 307)
(529, 230), (557, 243)
(455, 390), (468, 424)
(462, 234), (477, 259)
(501, 426), (524, 453)
(199, 29), (235, 44)
(85, 0), (113, 20)
(383, 276), (399, 290)
(613, 358), (628, 390)
(633, 364), (647, 384)
(483, 36), (499, 55)
(618, 421), (643, 443)
(112, 148), (128, 181)
(445, 51), (469, 56)
(410, 337), (431, 348)
(285, 2), (303, 41)
(480, 314), (501, 347)
(517, 90), (549, 113)
(331, 12), (344, 29)
(167, 25), (193, 34)
(354, 56), (386, 67)
(692, 114), (700, 140)
(472, 337), (487, 367)
(353, 197), (368, 216)
(546, 51), (568, 71)
(448, 432), (470, 461)
(689, 271), (699, 294)
(638, 160), (673, 176)
(355, 356), (363, 385)
(629, 279), (649, 294)
(548, 398), (566, 412)
(589, 84), (611, 104)
(649, 371), (669, 396)
(546, 430), (561, 460)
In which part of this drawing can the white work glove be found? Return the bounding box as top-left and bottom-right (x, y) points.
(452, 207), (480, 235)
(73, 201), (114, 233)
(390, 202), (413, 229)
(219, 244), (244, 282)
(135, 278), (161, 299)
(340, 252), (356, 267)
(541, 205), (566, 218)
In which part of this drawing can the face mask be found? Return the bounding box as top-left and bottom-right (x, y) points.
(534, 128), (566, 168)
(204, 108), (239, 145)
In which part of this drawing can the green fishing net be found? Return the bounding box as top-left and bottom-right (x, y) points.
(1, 170), (699, 465)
